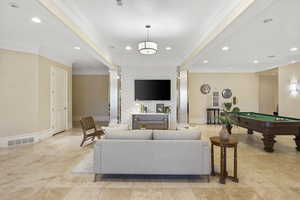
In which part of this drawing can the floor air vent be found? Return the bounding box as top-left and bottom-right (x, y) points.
(7, 137), (35, 146)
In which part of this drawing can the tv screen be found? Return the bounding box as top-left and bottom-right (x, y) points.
(135, 80), (171, 101)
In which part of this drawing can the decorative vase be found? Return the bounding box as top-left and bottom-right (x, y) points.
(219, 125), (230, 141)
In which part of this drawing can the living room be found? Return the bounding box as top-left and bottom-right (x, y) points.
(1, 0), (300, 199)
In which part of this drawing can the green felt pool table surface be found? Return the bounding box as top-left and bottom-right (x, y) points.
(236, 112), (300, 122)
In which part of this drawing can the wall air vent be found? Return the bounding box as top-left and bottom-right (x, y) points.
(7, 137), (35, 146)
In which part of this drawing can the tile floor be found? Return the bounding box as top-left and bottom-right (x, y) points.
(0, 125), (300, 200)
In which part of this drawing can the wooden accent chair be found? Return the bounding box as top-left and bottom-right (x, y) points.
(80, 116), (104, 147)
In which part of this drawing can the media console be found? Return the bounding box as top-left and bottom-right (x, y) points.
(132, 113), (169, 130)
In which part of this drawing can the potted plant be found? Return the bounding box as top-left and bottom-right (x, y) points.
(218, 102), (240, 140)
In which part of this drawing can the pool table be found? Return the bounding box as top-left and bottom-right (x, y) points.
(227, 112), (300, 152)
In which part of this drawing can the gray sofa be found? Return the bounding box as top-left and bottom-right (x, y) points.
(94, 129), (211, 180)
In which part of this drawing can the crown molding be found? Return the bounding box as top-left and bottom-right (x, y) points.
(38, 0), (116, 70)
(0, 41), (72, 67)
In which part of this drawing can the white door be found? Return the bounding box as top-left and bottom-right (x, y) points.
(51, 67), (68, 135)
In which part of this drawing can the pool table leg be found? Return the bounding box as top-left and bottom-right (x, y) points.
(262, 133), (276, 152)
(226, 124), (233, 134)
(294, 134), (300, 151)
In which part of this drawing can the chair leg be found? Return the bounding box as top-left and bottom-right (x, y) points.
(80, 137), (86, 147)
(207, 175), (210, 183)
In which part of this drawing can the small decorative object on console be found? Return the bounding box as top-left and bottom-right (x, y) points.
(164, 106), (171, 113)
(156, 104), (165, 113)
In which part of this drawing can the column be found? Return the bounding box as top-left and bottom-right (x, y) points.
(109, 70), (119, 125)
(178, 70), (189, 125)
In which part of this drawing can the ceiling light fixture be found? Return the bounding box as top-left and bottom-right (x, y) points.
(138, 25), (158, 55)
(125, 46), (132, 50)
(263, 18), (273, 23)
(116, 0), (123, 6)
(222, 46), (229, 51)
(74, 46), (80, 50)
(31, 17), (42, 23)
(290, 47), (298, 52)
(9, 1), (19, 8)
(203, 60), (208, 64)
(165, 46), (172, 50)
(253, 60), (259, 64)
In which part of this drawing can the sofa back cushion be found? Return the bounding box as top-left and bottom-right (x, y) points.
(102, 124), (129, 133)
(153, 129), (201, 140)
(104, 129), (153, 140)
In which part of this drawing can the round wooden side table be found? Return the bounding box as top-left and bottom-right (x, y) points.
(210, 136), (239, 184)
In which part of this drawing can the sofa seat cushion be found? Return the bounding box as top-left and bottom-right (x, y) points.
(104, 129), (153, 140)
(102, 124), (129, 133)
(153, 129), (201, 140)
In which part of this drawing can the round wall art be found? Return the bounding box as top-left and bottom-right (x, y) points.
(222, 88), (232, 99)
(200, 84), (211, 94)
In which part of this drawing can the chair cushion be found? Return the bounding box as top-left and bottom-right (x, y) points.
(104, 129), (153, 140)
(153, 129), (201, 140)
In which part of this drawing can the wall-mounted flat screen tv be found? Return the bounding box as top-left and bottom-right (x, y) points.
(135, 80), (171, 101)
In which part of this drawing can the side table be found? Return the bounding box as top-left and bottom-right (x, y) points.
(210, 136), (239, 184)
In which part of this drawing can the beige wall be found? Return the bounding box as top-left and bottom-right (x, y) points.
(258, 74), (278, 115)
(38, 56), (72, 130)
(189, 73), (259, 123)
(0, 49), (39, 136)
(0, 49), (72, 137)
(72, 75), (109, 121)
(278, 62), (300, 118)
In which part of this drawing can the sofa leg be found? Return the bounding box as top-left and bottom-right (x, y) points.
(94, 174), (97, 182)
(206, 175), (210, 183)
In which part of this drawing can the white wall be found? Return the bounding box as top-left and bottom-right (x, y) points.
(121, 66), (177, 129)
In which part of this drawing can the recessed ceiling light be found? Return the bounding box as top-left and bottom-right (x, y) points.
(74, 46), (80, 50)
(263, 18), (273, 23)
(165, 46), (172, 50)
(290, 47), (298, 52)
(9, 2), (19, 8)
(31, 17), (42, 23)
(125, 46), (132, 50)
(253, 60), (259, 64)
(222, 46), (229, 51)
(203, 60), (208, 64)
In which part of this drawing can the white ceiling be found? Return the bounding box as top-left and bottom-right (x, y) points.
(54, 0), (243, 69)
(0, 0), (108, 74)
(1, 0), (299, 73)
(190, 0), (300, 72)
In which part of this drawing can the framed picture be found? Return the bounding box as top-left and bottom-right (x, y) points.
(212, 92), (219, 107)
(156, 104), (165, 113)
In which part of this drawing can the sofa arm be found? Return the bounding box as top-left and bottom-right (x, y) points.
(94, 142), (102, 174)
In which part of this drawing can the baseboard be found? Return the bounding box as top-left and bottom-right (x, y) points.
(0, 129), (52, 148)
(73, 115), (109, 122)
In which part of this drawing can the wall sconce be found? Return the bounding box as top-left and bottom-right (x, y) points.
(289, 80), (299, 96)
